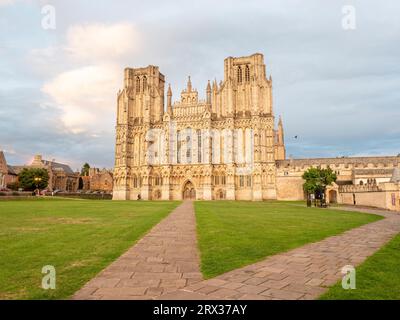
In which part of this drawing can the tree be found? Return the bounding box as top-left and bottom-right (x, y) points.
(81, 163), (90, 176)
(18, 168), (49, 191)
(302, 166), (337, 200)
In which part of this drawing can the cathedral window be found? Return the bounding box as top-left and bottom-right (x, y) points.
(136, 77), (140, 93)
(197, 130), (202, 163)
(239, 175), (244, 187)
(221, 175), (226, 185)
(215, 176), (220, 185)
(237, 66), (242, 83)
(245, 65), (250, 82)
(177, 131), (181, 164)
(142, 76), (147, 92)
(133, 176), (138, 188)
(246, 176), (252, 187)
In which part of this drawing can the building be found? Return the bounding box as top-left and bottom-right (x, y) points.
(0, 151), (18, 188)
(113, 53), (284, 200)
(80, 168), (113, 192)
(8, 154), (79, 192)
(112, 53), (399, 209)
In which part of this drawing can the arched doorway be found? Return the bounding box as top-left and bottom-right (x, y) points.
(182, 181), (196, 200)
(329, 190), (337, 204)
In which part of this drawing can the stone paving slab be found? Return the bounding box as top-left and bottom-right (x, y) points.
(157, 206), (400, 300)
(74, 204), (400, 300)
(73, 201), (202, 300)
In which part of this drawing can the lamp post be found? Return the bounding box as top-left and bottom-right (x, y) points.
(34, 177), (42, 196)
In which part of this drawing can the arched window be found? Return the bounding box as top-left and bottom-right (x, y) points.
(221, 175), (226, 185)
(246, 175), (252, 187)
(239, 175), (244, 187)
(360, 181), (364, 185)
(133, 175), (138, 188)
(245, 65), (250, 82)
(142, 76), (147, 91)
(237, 66), (242, 83)
(177, 131), (181, 164)
(136, 77), (140, 93)
(197, 129), (202, 163)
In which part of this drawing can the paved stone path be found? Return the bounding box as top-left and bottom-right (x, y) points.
(159, 207), (400, 300)
(73, 201), (203, 300)
(73, 204), (400, 300)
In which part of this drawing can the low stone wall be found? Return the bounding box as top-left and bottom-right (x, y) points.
(49, 193), (112, 200)
(338, 183), (400, 211)
(0, 191), (34, 198)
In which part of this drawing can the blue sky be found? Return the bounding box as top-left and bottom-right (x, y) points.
(0, 0), (399, 170)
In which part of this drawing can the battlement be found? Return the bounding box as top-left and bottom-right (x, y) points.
(276, 156), (400, 170)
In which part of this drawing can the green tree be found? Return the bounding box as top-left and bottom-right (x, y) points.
(302, 166), (337, 199)
(18, 168), (49, 191)
(81, 163), (90, 176)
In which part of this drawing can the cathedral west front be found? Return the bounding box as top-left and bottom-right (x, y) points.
(113, 53), (286, 200)
(112, 53), (400, 208)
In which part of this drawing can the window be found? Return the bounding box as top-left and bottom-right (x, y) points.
(221, 176), (226, 185)
(177, 131), (181, 164)
(197, 130), (202, 163)
(239, 176), (244, 187)
(133, 176), (138, 188)
(215, 176), (220, 185)
(237, 66), (242, 83)
(136, 77), (140, 93)
(246, 176), (252, 187)
(143, 76), (147, 91)
(245, 65), (250, 82)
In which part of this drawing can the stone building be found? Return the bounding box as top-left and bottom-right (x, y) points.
(112, 53), (399, 209)
(113, 53), (285, 200)
(0, 151), (18, 188)
(81, 168), (113, 192)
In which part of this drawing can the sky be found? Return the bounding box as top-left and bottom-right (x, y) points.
(0, 0), (399, 170)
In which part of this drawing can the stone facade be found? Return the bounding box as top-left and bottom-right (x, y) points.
(81, 168), (113, 192)
(112, 52), (399, 208)
(0, 151), (18, 188)
(276, 156), (400, 210)
(113, 53), (285, 200)
(8, 154), (79, 192)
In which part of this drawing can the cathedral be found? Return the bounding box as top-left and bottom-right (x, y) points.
(112, 53), (399, 209)
(113, 53), (286, 200)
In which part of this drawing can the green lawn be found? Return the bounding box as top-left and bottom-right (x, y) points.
(0, 198), (179, 299)
(320, 232), (400, 300)
(195, 201), (382, 278)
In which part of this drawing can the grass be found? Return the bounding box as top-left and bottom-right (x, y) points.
(0, 198), (180, 299)
(320, 232), (400, 300)
(195, 201), (382, 278)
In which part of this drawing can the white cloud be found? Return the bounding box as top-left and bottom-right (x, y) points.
(40, 22), (139, 134)
(0, 0), (16, 6)
(65, 23), (139, 61)
(42, 64), (121, 133)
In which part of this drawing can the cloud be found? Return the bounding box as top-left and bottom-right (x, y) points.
(40, 22), (138, 134)
(0, 0), (16, 6)
(42, 64), (121, 133)
(65, 23), (139, 62)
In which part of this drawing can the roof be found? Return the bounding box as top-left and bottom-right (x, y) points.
(41, 160), (75, 174)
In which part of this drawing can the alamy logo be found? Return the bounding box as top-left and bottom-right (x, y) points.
(41, 265), (56, 290)
(341, 265), (356, 290)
